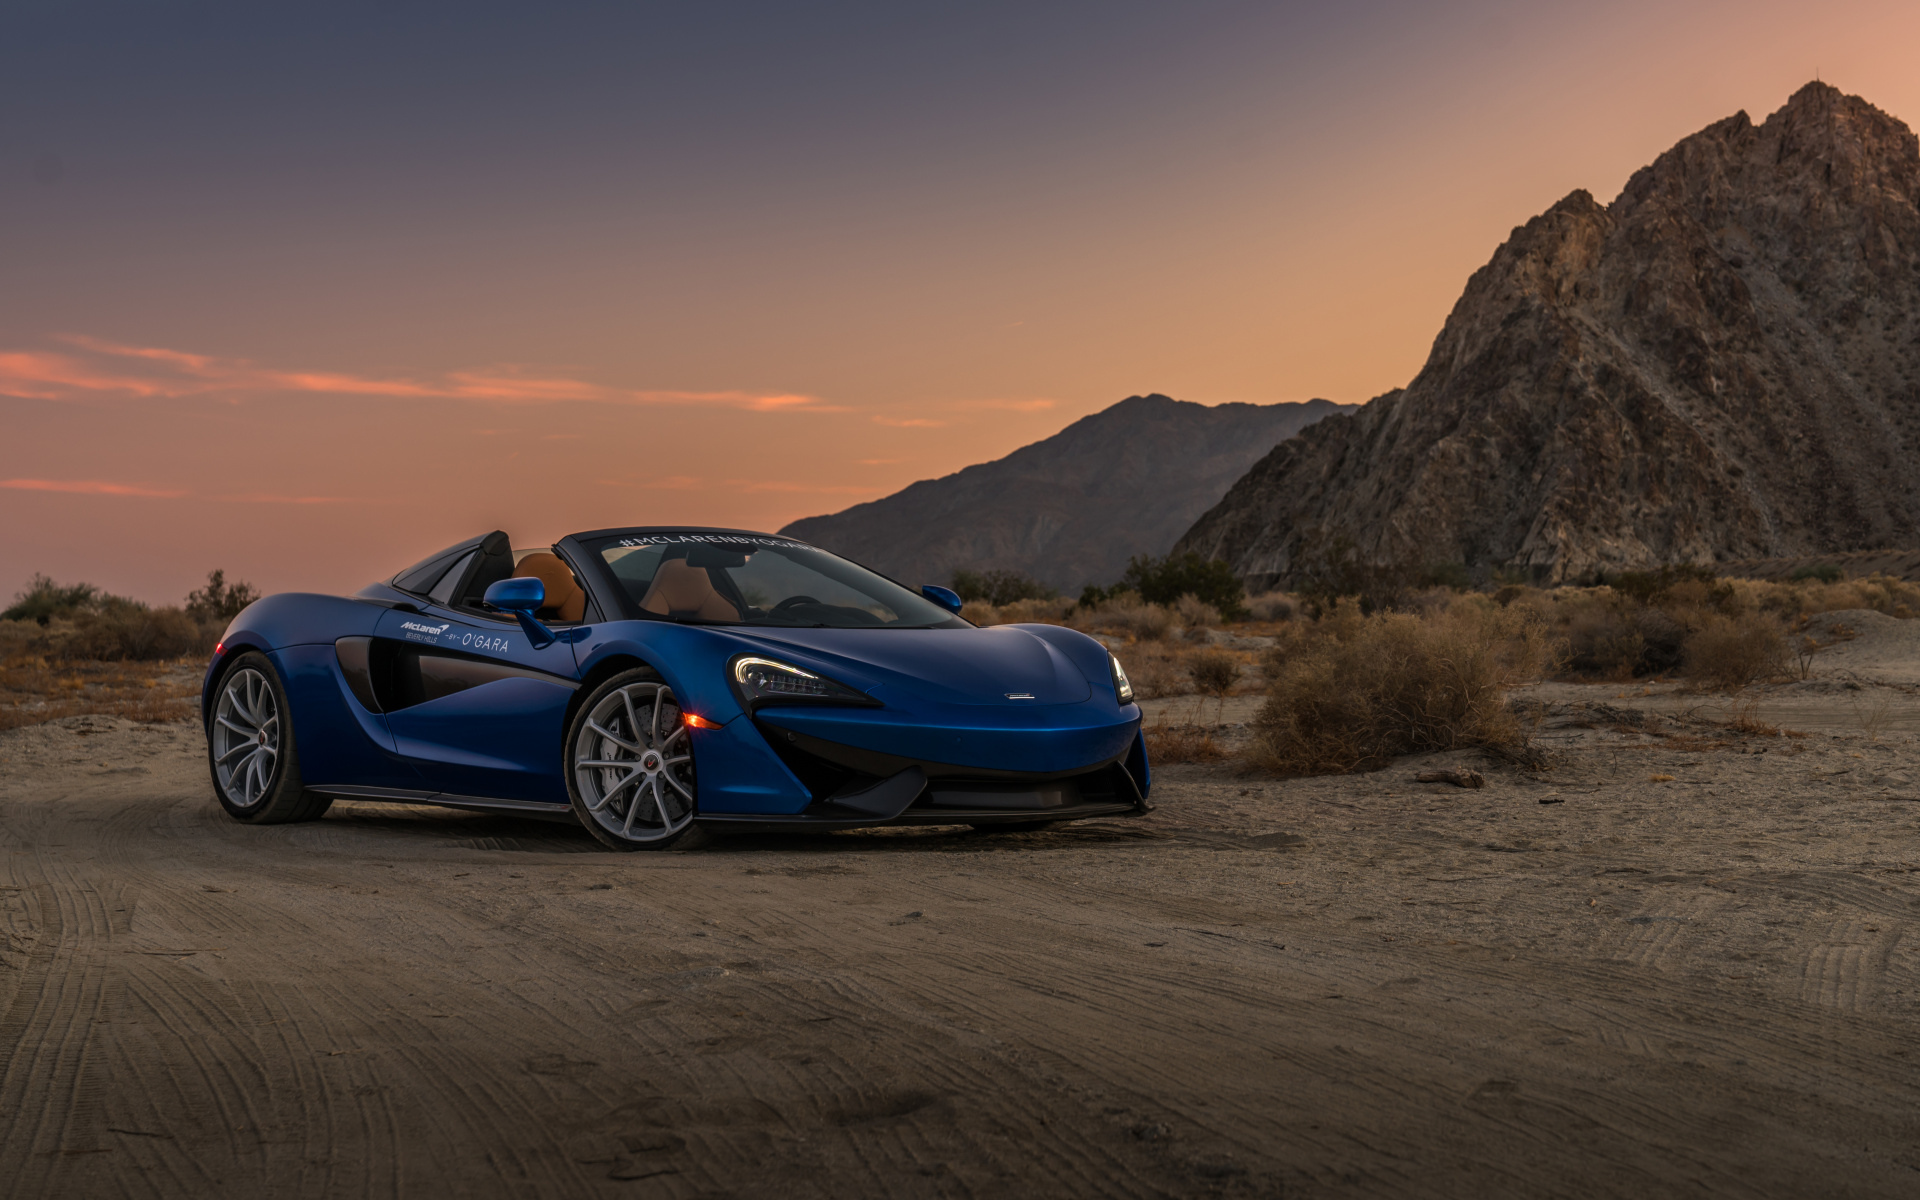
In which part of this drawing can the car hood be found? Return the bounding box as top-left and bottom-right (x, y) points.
(720, 624), (1095, 706)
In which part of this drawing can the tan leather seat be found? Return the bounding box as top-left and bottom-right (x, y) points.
(640, 557), (739, 621)
(514, 552), (587, 623)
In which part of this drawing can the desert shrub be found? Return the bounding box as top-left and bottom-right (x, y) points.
(1681, 613), (1787, 690)
(1606, 563), (1730, 607)
(64, 606), (213, 662)
(1119, 552), (1247, 620)
(1789, 564), (1845, 584)
(1144, 718), (1225, 763)
(1188, 649), (1240, 697)
(1245, 592), (1295, 622)
(1247, 604), (1558, 775)
(1561, 601), (1645, 680)
(185, 569), (260, 622)
(993, 596), (1076, 625)
(1291, 530), (1413, 616)
(4, 575), (105, 625)
(1115, 642), (1192, 698)
(1173, 594), (1222, 628)
(1419, 561), (1474, 591)
(1786, 574), (1919, 620)
(959, 600), (999, 626)
(950, 568), (1056, 606)
(1079, 595), (1176, 642)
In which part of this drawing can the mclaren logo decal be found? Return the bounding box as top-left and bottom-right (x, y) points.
(616, 533), (807, 551)
(400, 621), (451, 635)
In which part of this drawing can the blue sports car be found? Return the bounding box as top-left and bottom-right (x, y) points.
(201, 528), (1150, 850)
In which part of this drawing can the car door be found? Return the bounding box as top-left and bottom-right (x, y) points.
(369, 605), (582, 804)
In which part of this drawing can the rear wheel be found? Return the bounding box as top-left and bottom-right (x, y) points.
(207, 652), (332, 824)
(566, 670), (699, 851)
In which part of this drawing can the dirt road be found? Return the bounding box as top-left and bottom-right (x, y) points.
(3, 706), (1918, 1199)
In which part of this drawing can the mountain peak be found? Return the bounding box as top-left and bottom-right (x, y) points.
(781, 396), (1353, 590)
(1176, 84), (1920, 588)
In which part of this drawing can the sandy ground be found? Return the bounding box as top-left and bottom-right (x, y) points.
(3, 676), (1918, 1197)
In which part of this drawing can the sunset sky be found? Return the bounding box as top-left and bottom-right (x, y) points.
(6, 0), (1919, 604)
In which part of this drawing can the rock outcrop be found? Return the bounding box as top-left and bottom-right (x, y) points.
(782, 394), (1350, 590)
(1176, 83), (1920, 589)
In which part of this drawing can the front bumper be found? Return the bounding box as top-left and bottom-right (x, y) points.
(696, 700), (1149, 828)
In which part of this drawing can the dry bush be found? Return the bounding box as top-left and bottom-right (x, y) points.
(1173, 594), (1222, 629)
(1681, 613), (1787, 690)
(999, 596), (1076, 624)
(1145, 723), (1225, 763)
(1089, 600), (1177, 642)
(1119, 642), (1197, 698)
(1188, 648), (1240, 697)
(960, 600), (1000, 626)
(1245, 592), (1296, 622)
(3, 608), (216, 663)
(63, 607), (215, 661)
(0, 645), (200, 731)
(1727, 698), (1781, 737)
(1726, 573), (1920, 621)
(1246, 604), (1559, 775)
(1556, 596), (1644, 680)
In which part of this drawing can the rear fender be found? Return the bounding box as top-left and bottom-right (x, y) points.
(269, 645), (419, 789)
(202, 593), (390, 722)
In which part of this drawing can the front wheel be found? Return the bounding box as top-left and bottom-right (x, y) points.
(566, 670), (700, 851)
(207, 652), (332, 824)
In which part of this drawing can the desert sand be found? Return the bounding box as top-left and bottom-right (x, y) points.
(2, 652), (1917, 1198)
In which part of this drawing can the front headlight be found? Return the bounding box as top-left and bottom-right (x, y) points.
(1109, 653), (1135, 704)
(730, 655), (876, 709)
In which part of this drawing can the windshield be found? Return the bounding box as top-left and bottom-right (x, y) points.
(590, 532), (962, 629)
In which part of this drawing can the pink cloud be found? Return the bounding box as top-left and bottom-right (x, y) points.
(0, 335), (841, 413)
(0, 477), (187, 498)
(0, 478), (360, 504)
(871, 416), (946, 428)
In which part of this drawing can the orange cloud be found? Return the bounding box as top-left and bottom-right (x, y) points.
(0, 335), (840, 413)
(0, 477), (187, 498)
(871, 416), (946, 428)
(212, 493), (354, 505)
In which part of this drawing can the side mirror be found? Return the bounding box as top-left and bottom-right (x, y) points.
(921, 584), (963, 615)
(484, 576), (555, 649)
(484, 577), (545, 612)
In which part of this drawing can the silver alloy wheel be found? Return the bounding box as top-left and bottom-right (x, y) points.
(212, 667), (280, 809)
(572, 682), (696, 843)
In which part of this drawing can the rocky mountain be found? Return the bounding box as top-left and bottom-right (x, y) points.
(1177, 83), (1920, 589)
(782, 394), (1351, 591)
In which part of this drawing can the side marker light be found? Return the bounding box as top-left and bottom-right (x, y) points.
(214, 641), (225, 657)
(682, 713), (722, 730)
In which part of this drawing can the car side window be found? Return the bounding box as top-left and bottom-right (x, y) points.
(426, 551), (476, 607)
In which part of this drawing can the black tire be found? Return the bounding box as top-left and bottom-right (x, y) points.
(207, 651), (332, 824)
(565, 668), (700, 851)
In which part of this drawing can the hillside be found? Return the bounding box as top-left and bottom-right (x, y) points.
(1176, 82), (1920, 589)
(782, 394), (1351, 590)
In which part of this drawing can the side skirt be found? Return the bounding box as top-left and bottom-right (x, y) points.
(696, 799), (1143, 834)
(306, 784), (578, 824)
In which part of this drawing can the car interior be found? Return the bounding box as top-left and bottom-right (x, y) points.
(391, 531), (590, 624)
(640, 555), (742, 621)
